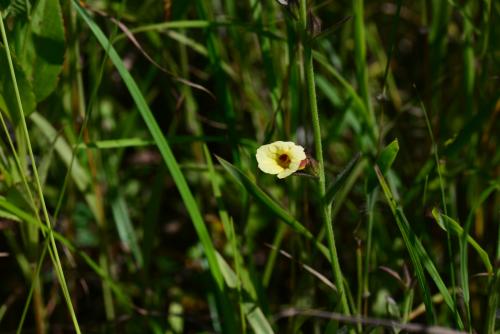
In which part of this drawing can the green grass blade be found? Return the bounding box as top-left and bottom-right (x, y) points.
(431, 209), (492, 274)
(72, 4), (238, 330)
(0, 196), (133, 307)
(324, 152), (362, 205)
(217, 156), (311, 240)
(216, 156), (330, 260)
(375, 165), (436, 323)
(376, 166), (465, 328)
(366, 139), (399, 193)
(217, 252), (274, 334)
(110, 192), (144, 268)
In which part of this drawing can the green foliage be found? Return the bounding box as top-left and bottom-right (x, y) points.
(0, 0), (498, 332)
(0, 45), (35, 122)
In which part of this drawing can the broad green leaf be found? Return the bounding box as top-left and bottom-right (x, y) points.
(0, 44), (36, 122)
(111, 192), (144, 268)
(11, 0), (65, 103)
(324, 152), (362, 204)
(367, 139), (399, 193)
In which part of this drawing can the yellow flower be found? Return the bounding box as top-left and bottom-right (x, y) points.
(256, 141), (307, 179)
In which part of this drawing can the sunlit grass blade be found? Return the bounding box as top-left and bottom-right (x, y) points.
(73, 2), (237, 330)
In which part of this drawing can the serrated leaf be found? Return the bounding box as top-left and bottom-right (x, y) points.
(367, 139), (399, 193)
(0, 44), (36, 123)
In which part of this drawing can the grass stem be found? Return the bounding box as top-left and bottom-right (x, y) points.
(299, 0), (349, 315)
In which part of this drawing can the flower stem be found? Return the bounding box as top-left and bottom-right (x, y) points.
(299, 0), (350, 315)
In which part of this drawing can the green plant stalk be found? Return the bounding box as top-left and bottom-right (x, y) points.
(401, 288), (414, 324)
(353, 0), (378, 142)
(299, 0), (349, 315)
(419, 96), (460, 328)
(73, 3), (237, 331)
(429, 0), (449, 117)
(250, 0), (283, 137)
(262, 223), (287, 287)
(66, 4), (116, 319)
(0, 14), (81, 334)
(460, 13), (475, 328)
(355, 242), (363, 332)
(362, 189), (377, 315)
(485, 190), (500, 333)
(195, 0), (240, 165)
(0, 104), (47, 334)
(375, 166), (436, 324)
(16, 239), (49, 334)
(229, 218), (247, 334)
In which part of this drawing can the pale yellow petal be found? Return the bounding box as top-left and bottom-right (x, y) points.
(277, 168), (295, 179)
(289, 145), (306, 162)
(258, 160), (283, 174)
(256, 141), (306, 178)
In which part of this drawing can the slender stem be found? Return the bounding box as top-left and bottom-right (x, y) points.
(299, 0), (349, 315)
(353, 0), (378, 142)
(419, 93), (460, 329)
(0, 14), (81, 334)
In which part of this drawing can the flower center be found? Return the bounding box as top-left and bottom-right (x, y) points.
(277, 153), (291, 168)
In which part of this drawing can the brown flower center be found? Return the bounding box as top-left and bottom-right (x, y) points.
(277, 153), (291, 168)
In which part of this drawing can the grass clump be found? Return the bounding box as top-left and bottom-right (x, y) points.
(0, 0), (499, 333)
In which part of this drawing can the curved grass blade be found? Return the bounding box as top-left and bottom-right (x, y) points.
(324, 152), (362, 205)
(217, 253), (274, 334)
(216, 156), (330, 260)
(367, 139), (399, 193)
(72, 3), (239, 330)
(375, 165), (436, 324)
(0, 196), (132, 308)
(431, 209), (493, 274)
(110, 192), (143, 268)
(376, 166), (465, 328)
(217, 156), (311, 239)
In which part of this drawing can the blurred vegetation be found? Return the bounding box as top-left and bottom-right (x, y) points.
(0, 0), (499, 333)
